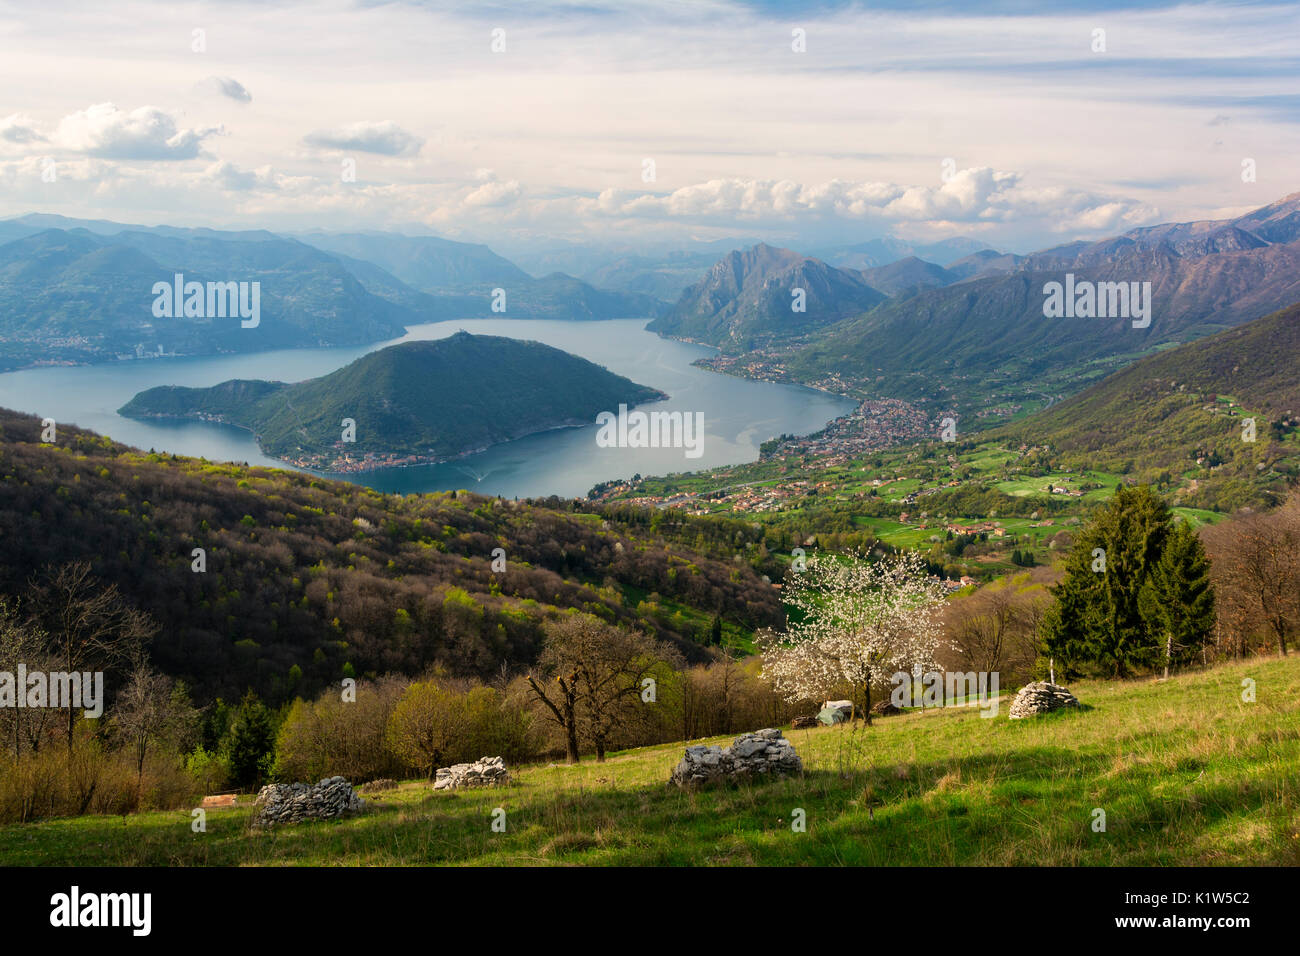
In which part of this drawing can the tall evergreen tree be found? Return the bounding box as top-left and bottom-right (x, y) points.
(709, 614), (724, 647)
(1138, 520), (1216, 678)
(226, 691), (275, 788)
(1041, 485), (1173, 677)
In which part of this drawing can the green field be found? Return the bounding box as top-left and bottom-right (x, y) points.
(4, 654), (1296, 866)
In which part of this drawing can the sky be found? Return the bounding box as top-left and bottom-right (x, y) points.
(1, 0), (1298, 255)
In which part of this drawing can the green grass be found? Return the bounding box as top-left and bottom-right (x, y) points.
(4, 654), (1298, 866)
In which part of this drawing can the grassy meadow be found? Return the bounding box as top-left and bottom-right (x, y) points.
(3, 654), (1296, 867)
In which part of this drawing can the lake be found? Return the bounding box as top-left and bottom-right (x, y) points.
(0, 319), (854, 499)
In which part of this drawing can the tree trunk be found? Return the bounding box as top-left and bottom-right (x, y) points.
(66, 646), (75, 751)
(864, 679), (873, 726)
(563, 701), (580, 764)
(1163, 632), (1172, 680)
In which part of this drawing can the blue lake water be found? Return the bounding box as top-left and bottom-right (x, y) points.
(0, 319), (854, 499)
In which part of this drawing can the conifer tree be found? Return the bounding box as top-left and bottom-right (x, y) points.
(1138, 520), (1216, 678)
(1040, 486), (1173, 677)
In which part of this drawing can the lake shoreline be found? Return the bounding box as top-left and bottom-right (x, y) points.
(0, 318), (855, 499)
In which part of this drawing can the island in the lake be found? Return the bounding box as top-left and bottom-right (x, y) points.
(118, 332), (667, 473)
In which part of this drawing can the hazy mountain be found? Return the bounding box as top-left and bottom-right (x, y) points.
(815, 236), (994, 270)
(857, 256), (956, 297)
(120, 333), (666, 470)
(581, 252), (719, 303)
(495, 235), (751, 280)
(297, 231), (531, 290)
(299, 231), (667, 319)
(647, 243), (887, 350)
(944, 248), (1027, 281)
(0, 216), (670, 371)
(0, 227), (411, 369)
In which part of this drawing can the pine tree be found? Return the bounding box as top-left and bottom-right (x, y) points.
(1138, 520), (1216, 678)
(1041, 485), (1173, 677)
(709, 614), (723, 647)
(226, 691), (275, 788)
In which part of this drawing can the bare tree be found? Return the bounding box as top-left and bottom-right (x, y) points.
(0, 598), (57, 757)
(112, 656), (196, 785)
(527, 660), (581, 765)
(1202, 498), (1300, 658)
(944, 570), (1053, 684)
(574, 624), (679, 762)
(30, 562), (157, 749)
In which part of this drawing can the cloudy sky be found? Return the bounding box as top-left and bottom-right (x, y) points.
(1, 0), (1298, 254)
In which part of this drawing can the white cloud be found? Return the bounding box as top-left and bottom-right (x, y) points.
(0, 113), (45, 144)
(463, 178), (521, 207)
(52, 103), (222, 160)
(199, 76), (252, 104)
(0, 0), (1296, 249)
(577, 168), (1156, 238)
(302, 121), (423, 157)
(203, 160), (278, 191)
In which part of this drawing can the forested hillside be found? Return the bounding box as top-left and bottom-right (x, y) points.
(0, 408), (783, 704)
(992, 299), (1300, 509)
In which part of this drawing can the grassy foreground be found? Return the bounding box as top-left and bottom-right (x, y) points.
(3, 655), (1298, 866)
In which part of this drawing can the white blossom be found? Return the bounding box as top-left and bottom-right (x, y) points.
(757, 550), (948, 716)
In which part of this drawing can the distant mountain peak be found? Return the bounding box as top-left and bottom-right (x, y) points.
(649, 243), (886, 349)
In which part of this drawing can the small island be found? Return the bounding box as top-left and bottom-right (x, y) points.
(119, 332), (667, 472)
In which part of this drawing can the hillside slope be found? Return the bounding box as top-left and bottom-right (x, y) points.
(0, 407), (782, 702)
(988, 299), (1300, 500)
(4, 654), (1295, 865)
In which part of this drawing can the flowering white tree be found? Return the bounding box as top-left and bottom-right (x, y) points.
(757, 550), (948, 724)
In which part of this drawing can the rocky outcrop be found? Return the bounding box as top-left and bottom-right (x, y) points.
(669, 728), (802, 789)
(253, 776), (364, 826)
(1008, 682), (1081, 718)
(433, 756), (510, 791)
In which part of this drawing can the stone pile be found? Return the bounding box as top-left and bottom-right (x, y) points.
(1008, 682), (1081, 719)
(253, 776), (364, 826)
(669, 728), (802, 789)
(433, 755), (511, 791)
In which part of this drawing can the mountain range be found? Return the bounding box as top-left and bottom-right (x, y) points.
(652, 191), (1300, 425)
(0, 215), (669, 371)
(119, 333), (665, 471)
